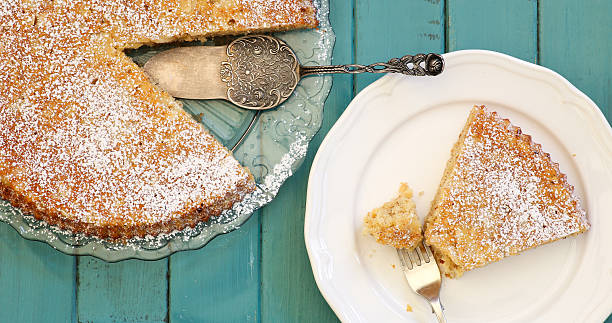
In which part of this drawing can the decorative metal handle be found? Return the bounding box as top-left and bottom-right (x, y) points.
(300, 53), (444, 77)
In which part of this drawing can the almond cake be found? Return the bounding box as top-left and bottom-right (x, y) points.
(0, 0), (317, 240)
(424, 106), (589, 278)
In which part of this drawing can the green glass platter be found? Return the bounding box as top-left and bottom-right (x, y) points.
(0, 0), (334, 261)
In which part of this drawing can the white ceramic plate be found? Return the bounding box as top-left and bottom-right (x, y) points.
(305, 50), (612, 323)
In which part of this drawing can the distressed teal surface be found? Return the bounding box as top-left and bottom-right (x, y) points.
(77, 257), (167, 323)
(354, 0), (444, 92)
(539, 0), (612, 120)
(447, 0), (537, 62)
(170, 212), (260, 323)
(0, 224), (75, 323)
(259, 1), (351, 321)
(2, 1), (612, 322)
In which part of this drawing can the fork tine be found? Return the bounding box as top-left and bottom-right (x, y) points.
(415, 243), (428, 263)
(423, 242), (434, 259)
(397, 249), (413, 270)
(405, 253), (415, 270)
(396, 243), (446, 322)
(407, 248), (421, 266)
(397, 249), (405, 266)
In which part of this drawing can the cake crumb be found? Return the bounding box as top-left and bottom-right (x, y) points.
(406, 304), (412, 312)
(363, 183), (423, 249)
(391, 264), (396, 269)
(418, 191), (424, 196)
(572, 153), (577, 157)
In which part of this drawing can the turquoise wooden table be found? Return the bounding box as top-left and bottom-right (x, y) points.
(1, 0), (611, 322)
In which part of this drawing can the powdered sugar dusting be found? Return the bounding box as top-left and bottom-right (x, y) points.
(0, 0), (329, 259)
(425, 106), (589, 272)
(0, 0), (318, 238)
(0, 133), (309, 253)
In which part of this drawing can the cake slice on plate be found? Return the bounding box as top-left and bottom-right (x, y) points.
(364, 183), (423, 250)
(424, 105), (589, 278)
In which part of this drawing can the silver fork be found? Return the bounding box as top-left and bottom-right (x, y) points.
(397, 241), (446, 322)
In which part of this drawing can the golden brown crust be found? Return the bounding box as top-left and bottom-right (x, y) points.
(424, 106), (589, 278)
(0, 173), (255, 240)
(0, 0), (315, 241)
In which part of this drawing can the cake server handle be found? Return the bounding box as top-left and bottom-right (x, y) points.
(299, 53), (444, 77)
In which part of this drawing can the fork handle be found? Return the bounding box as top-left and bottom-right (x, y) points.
(430, 297), (447, 323)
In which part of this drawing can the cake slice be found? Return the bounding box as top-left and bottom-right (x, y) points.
(364, 183), (423, 249)
(424, 106), (589, 278)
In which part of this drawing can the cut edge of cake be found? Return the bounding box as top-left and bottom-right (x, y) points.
(423, 108), (479, 278)
(0, 0), (318, 241)
(424, 105), (589, 278)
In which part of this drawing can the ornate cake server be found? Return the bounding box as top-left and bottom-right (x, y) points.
(144, 35), (444, 110)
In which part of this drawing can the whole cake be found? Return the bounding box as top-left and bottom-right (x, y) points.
(424, 106), (589, 278)
(363, 183), (423, 250)
(0, 0), (317, 240)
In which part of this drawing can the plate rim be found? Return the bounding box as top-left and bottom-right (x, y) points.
(304, 49), (612, 322)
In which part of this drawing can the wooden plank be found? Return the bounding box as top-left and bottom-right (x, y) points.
(169, 212), (261, 322)
(354, 0), (444, 92)
(259, 0), (352, 322)
(539, 1), (612, 321)
(447, 0), (537, 62)
(77, 257), (167, 323)
(260, 0), (445, 321)
(539, 0), (612, 120)
(0, 223), (76, 322)
(260, 172), (340, 323)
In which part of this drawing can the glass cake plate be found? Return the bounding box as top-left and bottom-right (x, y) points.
(0, 0), (334, 261)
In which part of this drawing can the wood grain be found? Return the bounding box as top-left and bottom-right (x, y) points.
(539, 0), (612, 120)
(447, 0), (537, 62)
(0, 224), (76, 322)
(77, 257), (167, 323)
(259, 0), (353, 322)
(2, 1), (612, 322)
(169, 212), (261, 322)
(354, 0), (444, 92)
